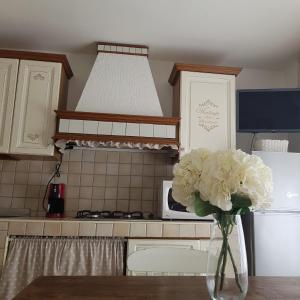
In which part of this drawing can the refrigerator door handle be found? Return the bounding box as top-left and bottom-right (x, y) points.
(255, 210), (300, 215)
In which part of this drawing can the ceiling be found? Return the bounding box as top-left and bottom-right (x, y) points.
(1, 0), (300, 68)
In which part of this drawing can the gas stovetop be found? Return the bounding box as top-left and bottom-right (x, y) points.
(75, 210), (144, 220)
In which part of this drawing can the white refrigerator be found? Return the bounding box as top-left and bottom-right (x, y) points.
(245, 151), (300, 276)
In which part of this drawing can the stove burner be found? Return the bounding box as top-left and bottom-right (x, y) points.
(76, 210), (144, 220)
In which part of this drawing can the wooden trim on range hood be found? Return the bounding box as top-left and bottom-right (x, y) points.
(55, 111), (180, 125)
(97, 41), (149, 57)
(53, 110), (180, 148)
(97, 41), (148, 50)
(53, 132), (179, 146)
(169, 63), (242, 85)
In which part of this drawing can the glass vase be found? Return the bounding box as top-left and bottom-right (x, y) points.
(206, 215), (248, 300)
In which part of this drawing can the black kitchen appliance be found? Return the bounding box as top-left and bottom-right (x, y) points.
(46, 183), (65, 218)
(76, 210), (144, 220)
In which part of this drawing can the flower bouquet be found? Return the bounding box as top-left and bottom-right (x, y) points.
(172, 149), (273, 300)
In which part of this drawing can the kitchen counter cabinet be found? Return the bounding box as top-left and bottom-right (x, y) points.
(126, 238), (209, 276)
(0, 218), (211, 276)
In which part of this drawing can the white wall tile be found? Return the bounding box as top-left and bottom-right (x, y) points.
(139, 124), (153, 137)
(126, 123), (139, 136)
(154, 125), (167, 138)
(83, 121), (98, 134)
(98, 121), (112, 135)
(112, 122), (126, 135)
(79, 222), (96, 236)
(104, 45), (111, 51)
(163, 224), (180, 237)
(96, 223), (113, 236)
(61, 222), (79, 236)
(98, 44), (105, 51)
(59, 119), (70, 133)
(69, 120), (84, 134)
(166, 125), (176, 138)
(146, 223), (162, 237)
(26, 222), (44, 236)
(130, 223), (146, 237)
(113, 222), (130, 236)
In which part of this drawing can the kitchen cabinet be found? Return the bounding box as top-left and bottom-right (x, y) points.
(169, 64), (241, 155)
(0, 58), (19, 153)
(0, 50), (73, 158)
(126, 238), (209, 276)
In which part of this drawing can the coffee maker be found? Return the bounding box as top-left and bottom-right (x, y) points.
(46, 183), (65, 218)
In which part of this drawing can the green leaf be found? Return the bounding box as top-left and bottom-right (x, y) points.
(231, 194), (252, 208)
(194, 191), (221, 217)
(230, 194), (251, 215)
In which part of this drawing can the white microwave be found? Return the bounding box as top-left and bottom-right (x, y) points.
(159, 180), (213, 220)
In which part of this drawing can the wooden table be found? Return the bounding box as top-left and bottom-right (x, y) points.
(13, 276), (300, 300)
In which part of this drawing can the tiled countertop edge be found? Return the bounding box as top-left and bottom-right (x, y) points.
(0, 217), (213, 223)
(0, 219), (212, 239)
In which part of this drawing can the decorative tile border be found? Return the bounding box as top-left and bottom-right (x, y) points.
(97, 42), (148, 56)
(59, 119), (176, 139)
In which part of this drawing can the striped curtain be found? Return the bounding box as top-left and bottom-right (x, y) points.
(0, 236), (124, 300)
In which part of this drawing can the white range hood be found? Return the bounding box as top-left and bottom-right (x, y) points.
(54, 42), (179, 151)
(76, 43), (163, 116)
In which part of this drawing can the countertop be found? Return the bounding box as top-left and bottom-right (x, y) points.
(14, 276), (300, 300)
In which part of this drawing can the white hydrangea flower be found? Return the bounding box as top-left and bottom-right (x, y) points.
(172, 148), (211, 211)
(172, 148), (273, 212)
(235, 152), (273, 209)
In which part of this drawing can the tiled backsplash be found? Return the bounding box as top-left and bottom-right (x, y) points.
(0, 149), (174, 217)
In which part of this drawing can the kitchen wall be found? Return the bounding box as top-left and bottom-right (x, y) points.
(236, 64), (300, 153)
(236, 67), (291, 153)
(0, 149), (174, 217)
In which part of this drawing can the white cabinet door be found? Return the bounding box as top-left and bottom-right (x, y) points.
(10, 60), (61, 155)
(180, 71), (236, 155)
(0, 58), (19, 153)
(127, 239), (208, 276)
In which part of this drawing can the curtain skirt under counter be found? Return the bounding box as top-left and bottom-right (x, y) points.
(0, 236), (125, 300)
